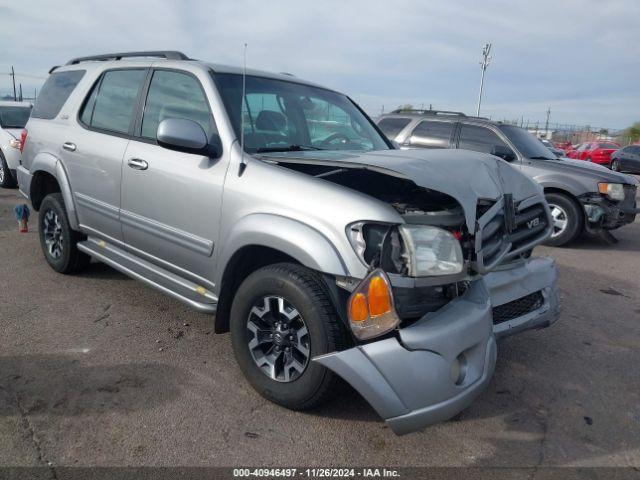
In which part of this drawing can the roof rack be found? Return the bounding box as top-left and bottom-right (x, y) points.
(65, 51), (190, 66)
(390, 109), (467, 116)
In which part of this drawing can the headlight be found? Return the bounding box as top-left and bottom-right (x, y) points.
(399, 225), (464, 276)
(598, 183), (625, 201)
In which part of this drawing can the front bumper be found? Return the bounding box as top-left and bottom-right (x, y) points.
(580, 187), (638, 231)
(485, 256), (560, 338)
(315, 256), (559, 435)
(315, 279), (496, 435)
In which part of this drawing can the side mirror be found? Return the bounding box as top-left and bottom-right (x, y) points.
(491, 145), (516, 162)
(157, 118), (221, 158)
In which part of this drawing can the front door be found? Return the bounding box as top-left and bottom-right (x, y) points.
(120, 69), (225, 287)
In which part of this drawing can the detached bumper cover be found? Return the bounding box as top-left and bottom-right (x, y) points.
(485, 256), (561, 338)
(314, 280), (496, 435)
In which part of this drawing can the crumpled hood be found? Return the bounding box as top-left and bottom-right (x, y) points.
(262, 149), (542, 231)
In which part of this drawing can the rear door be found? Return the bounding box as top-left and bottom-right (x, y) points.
(120, 68), (224, 287)
(62, 68), (147, 243)
(404, 120), (455, 149)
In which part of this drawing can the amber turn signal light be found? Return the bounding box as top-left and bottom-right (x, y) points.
(347, 269), (400, 340)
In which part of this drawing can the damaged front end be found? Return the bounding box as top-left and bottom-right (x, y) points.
(267, 150), (560, 434)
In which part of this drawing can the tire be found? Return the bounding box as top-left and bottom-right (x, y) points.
(543, 193), (583, 247)
(230, 262), (348, 410)
(0, 152), (17, 188)
(610, 159), (620, 172)
(38, 193), (90, 274)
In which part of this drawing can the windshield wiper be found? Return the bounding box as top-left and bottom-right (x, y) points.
(529, 155), (556, 160)
(256, 144), (323, 153)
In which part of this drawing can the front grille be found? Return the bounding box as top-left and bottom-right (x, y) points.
(474, 198), (550, 273)
(492, 291), (544, 325)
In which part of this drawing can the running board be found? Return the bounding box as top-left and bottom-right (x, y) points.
(77, 237), (217, 314)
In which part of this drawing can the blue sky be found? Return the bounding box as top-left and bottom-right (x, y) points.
(1, 0), (638, 129)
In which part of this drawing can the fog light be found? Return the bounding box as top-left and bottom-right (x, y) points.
(450, 354), (467, 385)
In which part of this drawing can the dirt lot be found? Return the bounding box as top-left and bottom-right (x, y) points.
(1, 185), (639, 471)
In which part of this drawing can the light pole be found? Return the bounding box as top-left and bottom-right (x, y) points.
(476, 43), (492, 117)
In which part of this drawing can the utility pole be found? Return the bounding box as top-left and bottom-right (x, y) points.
(476, 43), (492, 117)
(544, 107), (551, 138)
(10, 66), (17, 101)
(19, 83), (23, 102)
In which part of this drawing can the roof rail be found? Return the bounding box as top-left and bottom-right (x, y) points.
(390, 109), (467, 116)
(65, 51), (190, 65)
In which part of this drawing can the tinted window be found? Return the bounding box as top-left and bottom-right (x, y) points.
(377, 117), (411, 139)
(31, 70), (85, 119)
(141, 70), (214, 139)
(81, 69), (146, 134)
(458, 124), (507, 154)
(409, 120), (454, 148)
(598, 143), (619, 149)
(498, 125), (555, 160)
(0, 106), (31, 128)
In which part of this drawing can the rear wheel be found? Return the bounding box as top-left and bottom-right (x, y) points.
(543, 193), (583, 247)
(38, 193), (90, 274)
(230, 263), (348, 410)
(0, 153), (17, 188)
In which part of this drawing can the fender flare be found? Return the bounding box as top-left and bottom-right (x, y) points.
(30, 153), (80, 230)
(215, 213), (350, 285)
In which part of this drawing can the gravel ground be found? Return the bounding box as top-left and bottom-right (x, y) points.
(1, 184), (639, 472)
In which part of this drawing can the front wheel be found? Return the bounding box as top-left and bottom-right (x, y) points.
(543, 193), (583, 247)
(610, 159), (620, 172)
(230, 263), (348, 410)
(38, 193), (90, 274)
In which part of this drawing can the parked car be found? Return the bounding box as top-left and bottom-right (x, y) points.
(18, 51), (559, 435)
(572, 141), (620, 165)
(564, 143), (581, 158)
(540, 138), (565, 158)
(0, 101), (32, 188)
(610, 145), (640, 174)
(377, 110), (639, 246)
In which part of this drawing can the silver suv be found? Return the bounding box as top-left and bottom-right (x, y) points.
(18, 51), (559, 435)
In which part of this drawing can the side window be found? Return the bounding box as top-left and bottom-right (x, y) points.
(409, 120), (454, 148)
(141, 70), (215, 139)
(377, 117), (411, 139)
(458, 124), (508, 154)
(32, 70), (85, 120)
(80, 69), (146, 134)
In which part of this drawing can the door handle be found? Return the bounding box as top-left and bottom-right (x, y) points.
(127, 158), (148, 171)
(63, 142), (77, 152)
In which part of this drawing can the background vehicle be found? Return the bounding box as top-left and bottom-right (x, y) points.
(540, 138), (565, 158)
(0, 101), (32, 188)
(18, 51), (558, 435)
(377, 110), (639, 246)
(610, 145), (640, 174)
(571, 141), (620, 165)
(564, 143), (581, 158)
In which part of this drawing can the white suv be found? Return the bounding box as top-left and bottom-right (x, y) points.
(0, 101), (32, 188)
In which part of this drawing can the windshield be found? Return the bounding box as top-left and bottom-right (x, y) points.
(498, 125), (556, 160)
(213, 73), (390, 153)
(0, 106), (31, 128)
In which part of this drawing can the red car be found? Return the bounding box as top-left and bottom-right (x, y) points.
(571, 141), (620, 165)
(565, 144), (582, 158)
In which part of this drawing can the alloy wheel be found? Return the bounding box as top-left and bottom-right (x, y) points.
(611, 160), (619, 171)
(246, 295), (310, 383)
(549, 204), (569, 238)
(43, 209), (64, 259)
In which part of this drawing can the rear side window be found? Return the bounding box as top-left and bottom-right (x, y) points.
(0, 106), (31, 128)
(408, 120), (454, 148)
(377, 117), (411, 139)
(80, 69), (146, 134)
(141, 70), (214, 139)
(458, 124), (507, 154)
(598, 143), (619, 149)
(31, 70), (85, 119)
